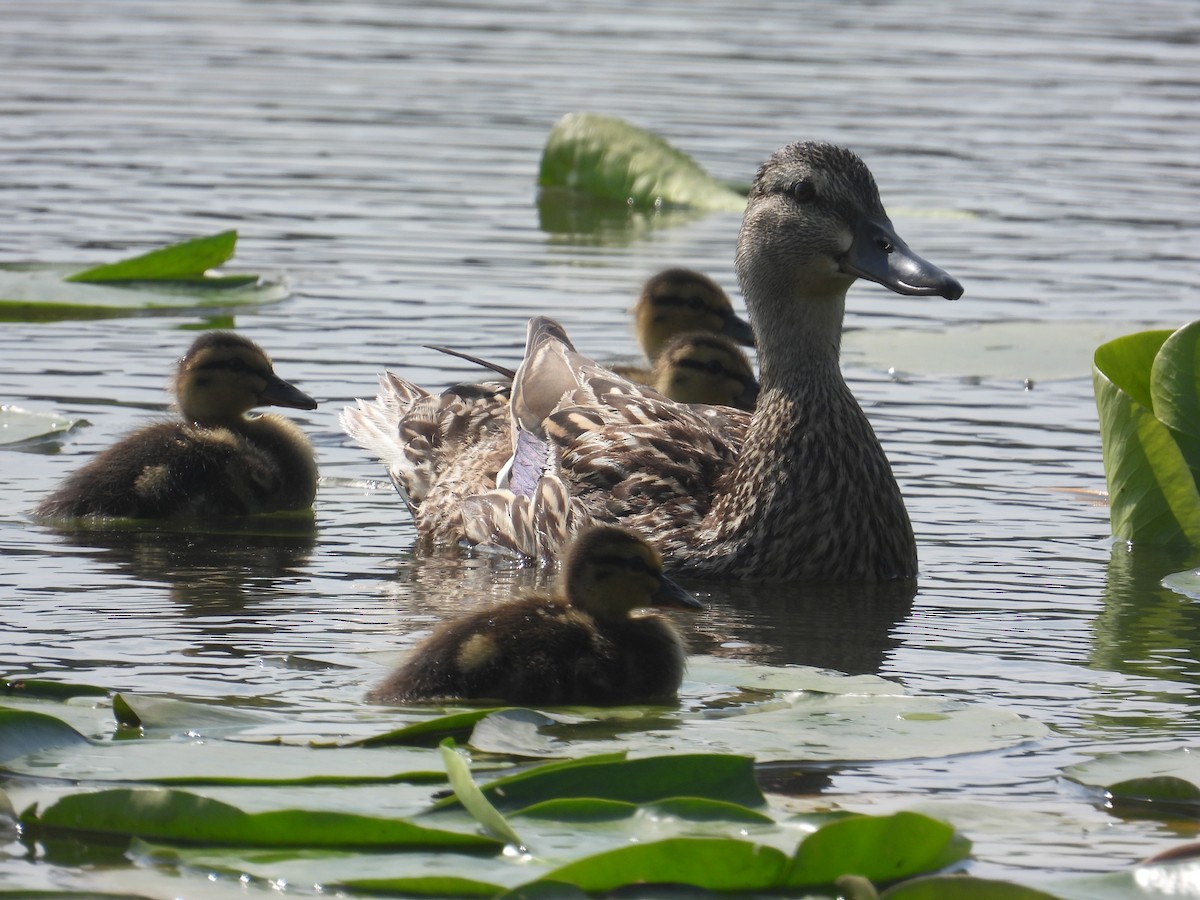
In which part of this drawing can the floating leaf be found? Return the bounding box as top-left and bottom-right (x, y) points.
(881, 874), (1060, 898)
(1094, 321), (1200, 546)
(0, 231), (288, 322)
(66, 231), (238, 282)
(349, 708), (497, 747)
(24, 787), (500, 850)
(529, 836), (789, 894)
(1064, 748), (1200, 800)
(112, 693), (280, 730)
(0, 708), (92, 764)
(1, 677), (109, 701)
(0, 404), (86, 449)
(440, 739), (524, 848)
(538, 112), (746, 212)
(434, 752), (764, 812)
(785, 811), (971, 887)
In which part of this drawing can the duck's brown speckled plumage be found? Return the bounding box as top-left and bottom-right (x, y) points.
(369, 525), (702, 706)
(342, 141), (963, 581)
(35, 332), (318, 521)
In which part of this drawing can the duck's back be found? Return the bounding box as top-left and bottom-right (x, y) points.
(35, 417), (315, 520)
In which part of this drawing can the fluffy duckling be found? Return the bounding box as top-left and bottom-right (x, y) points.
(613, 268), (755, 383)
(35, 332), (318, 521)
(370, 525), (703, 706)
(653, 331), (759, 410)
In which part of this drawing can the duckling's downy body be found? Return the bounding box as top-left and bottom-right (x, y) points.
(612, 267), (755, 384)
(343, 142), (962, 581)
(652, 332), (758, 410)
(36, 332), (318, 520)
(370, 525), (702, 706)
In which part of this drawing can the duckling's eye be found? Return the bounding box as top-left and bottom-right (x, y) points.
(705, 359), (724, 374)
(224, 358), (250, 373)
(786, 179), (816, 202)
(687, 298), (704, 310)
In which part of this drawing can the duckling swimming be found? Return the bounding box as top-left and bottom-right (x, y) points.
(613, 267), (755, 383)
(369, 525), (702, 706)
(652, 332), (758, 410)
(344, 141), (963, 581)
(35, 332), (318, 521)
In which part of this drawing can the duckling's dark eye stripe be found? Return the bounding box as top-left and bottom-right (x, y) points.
(590, 553), (658, 576)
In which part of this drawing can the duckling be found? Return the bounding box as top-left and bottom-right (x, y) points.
(369, 525), (703, 706)
(35, 332), (318, 521)
(343, 141), (963, 581)
(652, 331), (759, 410)
(613, 267), (755, 383)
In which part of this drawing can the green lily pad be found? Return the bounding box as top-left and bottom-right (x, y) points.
(0, 708), (92, 765)
(881, 874), (1060, 898)
(1093, 320), (1200, 546)
(23, 787), (499, 850)
(1063, 747), (1200, 813)
(0, 405), (87, 449)
(440, 739), (524, 848)
(537, 112), (746, 212)
(0, 231), (289, 322)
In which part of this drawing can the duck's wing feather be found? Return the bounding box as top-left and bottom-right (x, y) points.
(341, 372), (511, 522)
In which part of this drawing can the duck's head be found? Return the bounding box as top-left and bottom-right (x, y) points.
(174, 332), (317, 426)
(634, 268), (756, 362)
(736, 142), (962, 332)
(561, 525), (704, 621)
(653, 332), (759, 410)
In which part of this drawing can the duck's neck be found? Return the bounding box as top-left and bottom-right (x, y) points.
(697, 285), (916, 580)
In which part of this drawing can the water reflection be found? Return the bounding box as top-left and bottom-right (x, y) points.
(44, 521), (316, 612)
(1094, 544), (1200, 687)
(536, 187), (709, 245)
(696, 578), (916, 675)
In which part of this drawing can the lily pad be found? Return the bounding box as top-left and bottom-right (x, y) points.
(1093, 320), (1200, 546)
(537, 112), (746, 212)
(1063, 747), (1200, 814)
(0, 231), (289, 322)
(0, 404), (87, 449)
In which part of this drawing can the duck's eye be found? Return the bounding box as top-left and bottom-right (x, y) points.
(224, 358), (250, 373)
(786, 179), (816, 202)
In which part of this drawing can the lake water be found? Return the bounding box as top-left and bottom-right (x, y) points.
(3, 0), (1200, 893)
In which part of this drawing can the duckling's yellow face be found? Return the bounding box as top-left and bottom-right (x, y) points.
(563, 525), (703, 620)
(653, 333), (758, 410)
(634, 269), (755, 362)
(175, 332), (317, 425)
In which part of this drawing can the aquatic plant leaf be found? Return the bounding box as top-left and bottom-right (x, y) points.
(528, 836), (789, 893)
(785, 811), (970, 887)
(111, 693), (280, 730)
(440, 739), (525, 848)
(880, 874), (1060, 898)
(509, 797), (638, 822)
(0, 404), (86, 449)
(1049, 855), (1200, 899)
(65, 231), (238, 282)
(1094, 322), (1200, 546)
(348, 708), (497, 747)
(0, 708), (91, 764)
(1064, 747), (1200, 815)
(1163, 567), (1200, 600)
(434, 751), (763, 812)
(23, 787), (500, 850)
(1, 676), (109, 701)
(537, 112), (746, 212)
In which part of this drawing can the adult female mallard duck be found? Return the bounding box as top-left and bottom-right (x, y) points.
(612, 267), (755, 383)
(369, 525), (702, 705)
(343, 141), (963, 580)
(651, 331), (758, 411)
(36, 332), (318, 520)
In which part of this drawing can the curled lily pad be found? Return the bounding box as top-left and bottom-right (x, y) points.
(0, 404), (86, 449)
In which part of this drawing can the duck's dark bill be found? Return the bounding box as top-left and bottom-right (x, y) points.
(654, 574), (705, 610)
(842, 215), (964, 301)
(261, 375), (318, 410)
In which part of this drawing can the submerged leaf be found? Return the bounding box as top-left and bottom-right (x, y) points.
(538, 112), (745, 212)
(881, 874), (1060, 898)
(65, 231), (238, 282)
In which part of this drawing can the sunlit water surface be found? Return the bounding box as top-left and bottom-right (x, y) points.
(3, 0), (1200, 892)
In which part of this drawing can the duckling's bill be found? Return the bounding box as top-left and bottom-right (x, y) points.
(653, 574), (705, 611)
(259, 374), (318, 411)
(721, 312), (756, 347)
